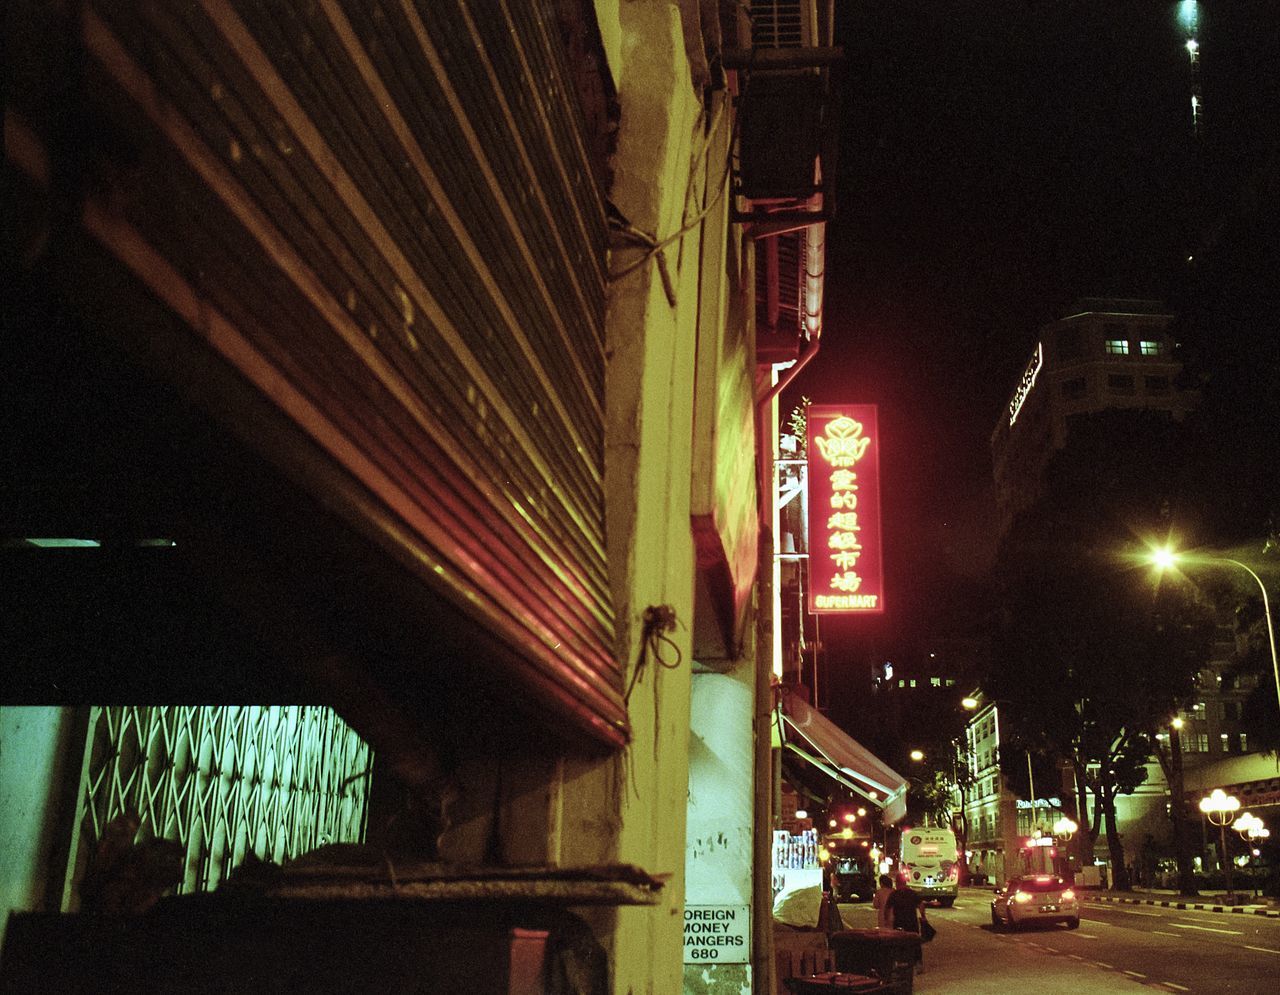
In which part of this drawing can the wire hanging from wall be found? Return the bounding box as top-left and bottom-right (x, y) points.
(624, 604), (682, 705)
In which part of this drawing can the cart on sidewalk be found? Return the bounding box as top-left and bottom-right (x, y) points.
(828, 929), (920, 993)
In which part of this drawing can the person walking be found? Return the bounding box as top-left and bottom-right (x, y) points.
(872, 874), (894, 931)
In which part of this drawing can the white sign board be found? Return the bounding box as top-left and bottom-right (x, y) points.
(683, 905), (750, 964)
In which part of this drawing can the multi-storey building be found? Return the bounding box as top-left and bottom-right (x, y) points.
(991, 298), (1198, 532)
(988, 299), (1273, 887)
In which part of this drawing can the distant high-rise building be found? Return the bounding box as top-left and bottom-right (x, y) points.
(990, 298), (1198, 533)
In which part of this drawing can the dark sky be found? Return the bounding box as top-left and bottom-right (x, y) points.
(780, 2), (1279, 698)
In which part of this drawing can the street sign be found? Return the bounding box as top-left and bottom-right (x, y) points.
(682, 905), (750, 964)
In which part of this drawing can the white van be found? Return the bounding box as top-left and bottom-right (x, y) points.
(898, 827), (959, 906)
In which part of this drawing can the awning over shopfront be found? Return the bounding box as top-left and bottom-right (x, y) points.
(777, 688), (909, 825)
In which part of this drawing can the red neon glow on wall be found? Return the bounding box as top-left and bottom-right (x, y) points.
(806, 404), (884, 614)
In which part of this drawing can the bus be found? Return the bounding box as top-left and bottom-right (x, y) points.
(898, 826), (959, 906)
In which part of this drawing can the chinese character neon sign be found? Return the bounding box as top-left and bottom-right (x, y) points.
(806, 405), (884, 613)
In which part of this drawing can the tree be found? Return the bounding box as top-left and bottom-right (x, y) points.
(989, 410), (1217, 890)
(905, 739), (977, 884)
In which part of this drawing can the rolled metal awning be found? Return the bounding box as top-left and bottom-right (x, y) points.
(778, 688), (909, 825)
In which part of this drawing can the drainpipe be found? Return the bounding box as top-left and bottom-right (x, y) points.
(753, 522), (776, 995)
(752, 219), (825, 991)
(754, 221), (825, 411)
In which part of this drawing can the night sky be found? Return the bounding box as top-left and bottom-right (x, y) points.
(781, 2), (1279, 707)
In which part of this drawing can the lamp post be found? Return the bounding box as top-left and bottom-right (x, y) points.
(1199, 789), (1240, 902)
(1053, 816), (1078, 882)
(1150, 546), (1279, 716)
(1234, 813), (1269, 898)
(1165, 716), (1197, 896)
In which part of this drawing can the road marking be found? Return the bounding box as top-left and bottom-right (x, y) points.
(1092, 961), (1115, 969)
(1153, 930), (1179, 937)
(1068, 953), (1084, 960)
(1242, 944), (1280, 955)
(1171, 923), (1242, 935)
(1109, 908), (1162, 917)
(1076, 933), (1099, 939)
(1124, 970), (1147, 978)
(1163, 984), (1190, 992)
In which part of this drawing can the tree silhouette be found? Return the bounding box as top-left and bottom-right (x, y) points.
(989, 410), (1216, 889)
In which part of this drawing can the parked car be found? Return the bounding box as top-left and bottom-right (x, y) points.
(990, 874), (1080, 930)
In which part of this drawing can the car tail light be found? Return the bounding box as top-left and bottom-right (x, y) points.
(949, 867), (959, 879)
(1013, 891), (1032, 904)
(1061, 889), (1076, 901)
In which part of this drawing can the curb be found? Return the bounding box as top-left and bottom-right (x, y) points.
(1085, 894), (1280, 918)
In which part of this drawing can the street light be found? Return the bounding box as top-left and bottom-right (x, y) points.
(1149, 545), (1280, 716)
(1234, 812), (1269, 899)
(1199, 789), (1241, 902)
(909, 749), (925, 762)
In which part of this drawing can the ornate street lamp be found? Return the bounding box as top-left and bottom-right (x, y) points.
(1234, 813), (1270, 898)
(1199, 789), (1241, 902)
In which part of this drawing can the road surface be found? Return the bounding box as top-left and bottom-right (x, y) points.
(834, 887), (1280, 994)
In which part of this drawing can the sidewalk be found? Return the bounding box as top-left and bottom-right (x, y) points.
(1080, 887), (1280, 918)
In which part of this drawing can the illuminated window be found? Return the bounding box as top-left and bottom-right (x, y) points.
(909, 679), (917, 688)
(1061, 377), (1086, 400)
(1105, 339), (1129, 355)
(898, 679), (905, 688)
(1242, 733), (1249, 752)
(1139, 340), (1163, 356)
(1145, 376), (1170, 394)
(1107, 374), (1135, 394)
(1192, 702), (1206, 719)
(946, 678), (955, 687)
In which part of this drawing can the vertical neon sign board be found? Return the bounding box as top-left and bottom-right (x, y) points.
(806, 405), (884, 613)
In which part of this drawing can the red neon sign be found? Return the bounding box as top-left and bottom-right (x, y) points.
(806, 404), (884, 613)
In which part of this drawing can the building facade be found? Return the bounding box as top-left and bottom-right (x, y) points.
(3, 2), (848, 991)
(991, 298), (1198, 532)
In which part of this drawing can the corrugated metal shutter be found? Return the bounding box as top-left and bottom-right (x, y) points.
(7, 0), (623, 745)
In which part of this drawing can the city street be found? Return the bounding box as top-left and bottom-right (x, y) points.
(836, 887), (1280, 994)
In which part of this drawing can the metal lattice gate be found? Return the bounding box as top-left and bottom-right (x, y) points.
(63, 705), (372, 910)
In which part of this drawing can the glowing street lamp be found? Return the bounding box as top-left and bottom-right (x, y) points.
(1199, 789), (1241, 902)
(1149, 546), (1279, 717)
(1234, 812), (1268, 898)
(909, 749), (925, 762)
(1234, 812), (1268, 843)
(1053, 817), (1078, 841)
(961, 697), (979, 710)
